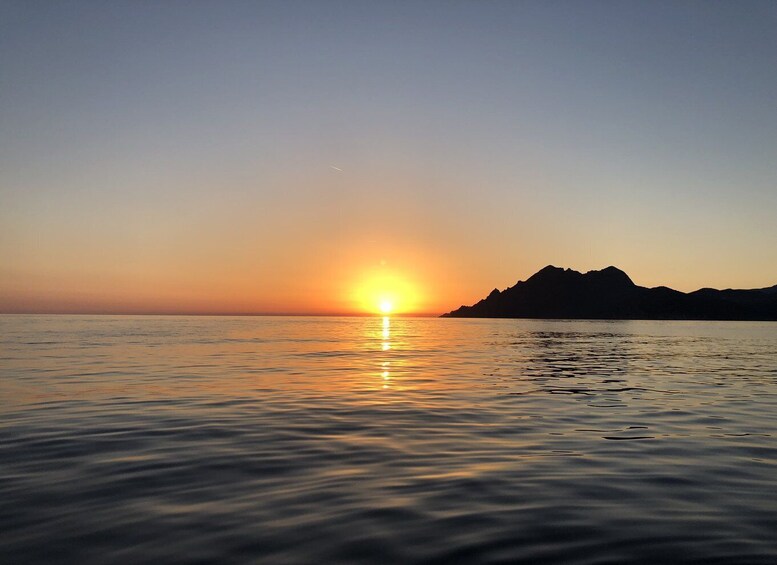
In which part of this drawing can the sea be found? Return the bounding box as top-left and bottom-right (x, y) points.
(1, 315), (776, 564)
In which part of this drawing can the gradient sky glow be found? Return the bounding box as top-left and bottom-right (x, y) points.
(2, 1), (776, 315)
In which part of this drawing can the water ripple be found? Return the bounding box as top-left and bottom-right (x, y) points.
(1, 315), (777, 564)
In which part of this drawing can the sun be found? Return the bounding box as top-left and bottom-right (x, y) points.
(351, 268), (421, 315)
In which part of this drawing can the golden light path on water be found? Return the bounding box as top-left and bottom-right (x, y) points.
(382, 316), (391, 389)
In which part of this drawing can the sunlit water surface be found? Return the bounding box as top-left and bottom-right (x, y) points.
(2, 315), (777, 564)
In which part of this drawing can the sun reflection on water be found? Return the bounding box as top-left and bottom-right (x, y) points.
(381, 315), (391, 352)
(380, 316), (391, 389)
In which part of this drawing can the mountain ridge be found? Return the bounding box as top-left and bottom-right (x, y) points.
(442, 266), (777, 321)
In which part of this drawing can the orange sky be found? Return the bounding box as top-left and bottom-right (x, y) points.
(3, 158), (776, 316)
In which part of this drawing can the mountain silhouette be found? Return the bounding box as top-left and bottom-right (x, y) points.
(442, 266), (777, 320)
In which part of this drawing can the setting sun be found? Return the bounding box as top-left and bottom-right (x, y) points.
(350, 266), (422, 315)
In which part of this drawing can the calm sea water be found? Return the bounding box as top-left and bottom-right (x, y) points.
(1, 315), (777, 564)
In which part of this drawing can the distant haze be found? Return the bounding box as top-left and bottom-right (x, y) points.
(2, 1), (776, 315)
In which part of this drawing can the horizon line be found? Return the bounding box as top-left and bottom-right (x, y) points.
(0, 311), (443, 318)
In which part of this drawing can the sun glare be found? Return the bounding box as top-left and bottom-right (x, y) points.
(351, 268), (421, 315)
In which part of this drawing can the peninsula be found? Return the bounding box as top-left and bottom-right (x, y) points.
(442, 266), (777, 321)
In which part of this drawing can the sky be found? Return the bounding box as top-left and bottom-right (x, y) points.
(1, 1), (776, 315)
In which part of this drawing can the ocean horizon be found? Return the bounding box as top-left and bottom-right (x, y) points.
(5, 2), (777, 563)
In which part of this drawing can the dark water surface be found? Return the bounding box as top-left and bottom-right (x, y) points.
(2, 315), (777, 564)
